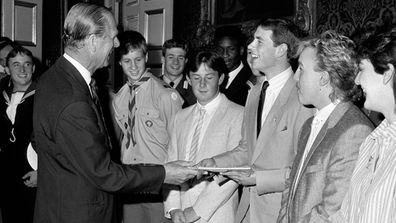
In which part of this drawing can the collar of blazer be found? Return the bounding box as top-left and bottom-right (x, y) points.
(250, 76), (297, 163)
(58, 56), (92, 100)
(289, 101), (353, 201)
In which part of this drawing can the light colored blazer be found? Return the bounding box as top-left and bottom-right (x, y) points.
(164, 94), (243, 222)
(277, 102), (373, 223)
(214, 77), (313, 223)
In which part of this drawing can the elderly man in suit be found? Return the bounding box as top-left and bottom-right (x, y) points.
(214, 25), (254, 106)
(277, 31), (374, 223)
(32, 3), (197, 223)
(200, 18), (313, 223)
(161, 38), (196, 108)
(164, 48), (243, 223)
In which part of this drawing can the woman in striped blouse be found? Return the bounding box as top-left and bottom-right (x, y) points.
(330, 27), (396, 222)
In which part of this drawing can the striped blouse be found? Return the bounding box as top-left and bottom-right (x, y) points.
(330, 119), (396, 223)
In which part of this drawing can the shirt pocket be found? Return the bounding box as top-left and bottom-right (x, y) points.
(137, 107), (160, 119)
(137, 107), (165, 128)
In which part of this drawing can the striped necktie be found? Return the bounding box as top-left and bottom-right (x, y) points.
(125, 76), (150, 149)
(189, 107), (206, 162)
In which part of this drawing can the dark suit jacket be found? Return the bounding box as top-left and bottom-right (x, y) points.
(221, 64), (253, 106)
(33, 56), (165, 223)
(277, 102), (373, 223)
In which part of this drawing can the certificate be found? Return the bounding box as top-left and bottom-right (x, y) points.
(196, 166), (251, 173)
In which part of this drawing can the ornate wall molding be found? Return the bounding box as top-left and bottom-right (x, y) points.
(294, 0), (316, 34)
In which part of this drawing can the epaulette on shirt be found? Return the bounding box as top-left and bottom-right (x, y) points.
(163, 84), (172, 89)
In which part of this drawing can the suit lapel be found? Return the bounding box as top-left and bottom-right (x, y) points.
(178, 105), (196, 160)
(289, 102), (352, 202)
(251, 77), (296, 163)
(287, 119), (312, 221)
(245, 83), (261, 160)
(58, 56), (91, 98)
(226, 65), (250, 94)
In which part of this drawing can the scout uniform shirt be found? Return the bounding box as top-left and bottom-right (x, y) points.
(112, 71), (183, 164)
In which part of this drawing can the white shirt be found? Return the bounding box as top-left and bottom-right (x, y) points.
(260, 66), (293, 127)
(225, 62), (244, 89)
(63, 53), (92, 93)
(185, 93), (223, 161)
(6, 92), (24, 124)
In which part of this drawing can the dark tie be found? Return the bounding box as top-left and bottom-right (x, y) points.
(125, 76), (150, 148)
(257, 81), (269, 137)
(89, 79), (112, 150)
(169, 81), (175, 88)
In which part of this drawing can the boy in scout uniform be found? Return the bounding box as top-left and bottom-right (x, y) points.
(112, 30), (182, 223)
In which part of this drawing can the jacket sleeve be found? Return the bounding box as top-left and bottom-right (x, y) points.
(212, 112), (248, 167)
(163, 114), (182, 218)
(56, 101), (165, 194)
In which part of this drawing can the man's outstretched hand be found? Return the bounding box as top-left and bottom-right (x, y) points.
(164, 160), (198, 185)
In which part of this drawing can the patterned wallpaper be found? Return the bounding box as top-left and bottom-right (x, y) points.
(316, 0), (396, 36)
(173, 0), (396, 47)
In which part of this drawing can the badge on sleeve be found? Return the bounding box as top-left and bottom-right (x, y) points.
(171, 92), (178, 101)
(145, 120), (153, 127)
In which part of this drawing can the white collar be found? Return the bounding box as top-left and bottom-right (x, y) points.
(265, 66), (293, 89)
(313, 101), (339, 126)
(196, 93), (223, 116)
(63, 53), (91, 88)
(163, 74), (183, 88)
(226, 62), (244, 88)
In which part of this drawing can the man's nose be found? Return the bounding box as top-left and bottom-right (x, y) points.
(199, 79), (206, 87)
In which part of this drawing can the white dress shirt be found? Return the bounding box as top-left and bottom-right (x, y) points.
(260, 66), (293, 127)
(185, 93), (223, 161)
(6, 92), (24, 124)
(225, 62), (243, 89)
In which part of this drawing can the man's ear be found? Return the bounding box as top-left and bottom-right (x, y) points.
(383, 63), (395, 85)
(276, 43), (288, 58)
(87, 34), (97, 53)
(5, 67), (10, 75)
(161, 56), (165, 64)
(239, 46), (245, 56)
(186, 74), (191, 85)
(319, 71), (330, 86)
(145, 54), (148, 62)
(218, 73), (225, 86)
(32, 64), (36, 74)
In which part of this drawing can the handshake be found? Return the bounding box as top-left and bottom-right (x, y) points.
(163, 158), (217, 185)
